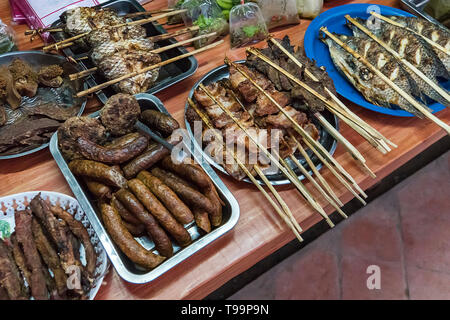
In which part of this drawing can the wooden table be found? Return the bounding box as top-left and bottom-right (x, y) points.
(1, 0), (449, 299)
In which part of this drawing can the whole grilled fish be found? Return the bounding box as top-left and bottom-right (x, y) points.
(63, 7), (125, 35)
(91, 38), (155, 64)
(322, 33), (428, 117)
(86, 25), (147, 48)
(347, 17), (449, 107)
(387, 16), (450, 72)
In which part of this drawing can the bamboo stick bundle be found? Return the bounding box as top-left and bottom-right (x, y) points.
(188, 98), (304, 242)
(198, 84), (335, 228)
(321, 27), (450, 136)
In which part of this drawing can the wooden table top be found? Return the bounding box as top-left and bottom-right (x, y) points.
(1, 0), (448, 300)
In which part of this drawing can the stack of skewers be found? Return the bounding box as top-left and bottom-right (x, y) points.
(28, 7), (223, 96)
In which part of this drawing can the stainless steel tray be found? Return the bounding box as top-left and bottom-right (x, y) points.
(49, 93), (239, 284)
(50, 0), (198, 104)
(185, 61), (339, 186)
(400, 0), (449, 29)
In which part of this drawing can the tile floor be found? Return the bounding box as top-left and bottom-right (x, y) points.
(229, 151), (450, 300)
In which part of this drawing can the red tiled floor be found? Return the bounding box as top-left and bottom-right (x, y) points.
(341, 255), (407, 300)
(228, 151), (449, 300)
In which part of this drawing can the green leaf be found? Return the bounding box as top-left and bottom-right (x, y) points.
(0, 220), (11, 239)
(242, 25), (260, 37)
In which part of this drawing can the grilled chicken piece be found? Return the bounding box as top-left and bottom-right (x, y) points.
(229, 65), (272, 102)
(254, 89), (291, 116)
(97, 50), (161, 95)
(265, 106), (308, 129)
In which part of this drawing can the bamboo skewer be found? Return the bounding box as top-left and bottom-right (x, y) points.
(268, 37), (396, 151)
(147, 26), (200, 42)
(322, 27), (450, 135)
(228, 57), (368, 198)
(229, 85), (347, 218)
(369, 11), (450, 57)
(188, 98), (304, 242)
(122, 9), (176, 18)
(69, 31), (214, 81)
(346, 15), (450, 104)
(75, 40), (224, 97)
(198, 83), (335, 228)
(42, 9), (188, 52)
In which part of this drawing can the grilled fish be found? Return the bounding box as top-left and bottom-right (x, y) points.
(97, 50), (161, 95)
(387, 16), (450, 72)
(86, 25), (147, 48)
(347, 17), (449, 107)
(322, 33), (428, 117)
(63, 7), (125, 35)
(91, 38), (155, 64)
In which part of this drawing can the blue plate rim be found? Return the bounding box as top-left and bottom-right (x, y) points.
(303, 3), (447, 117)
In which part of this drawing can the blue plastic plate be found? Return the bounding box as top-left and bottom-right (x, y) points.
(304, 3), (448, 117)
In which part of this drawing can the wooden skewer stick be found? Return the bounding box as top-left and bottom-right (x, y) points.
(268, 36), (396, 150)
(148, 26), (200, 42)
(346, 15), (450, 104)
(188, 99), (304, 242)
(122, 9), (176, 18)
(69, 32), (217, 81)
(43, 9), (188, 52)
(25, 27), (64, 35)
(198, 83), (334, 228)
(322, 27), (450, 136)
(229, 56), (368, 198)
(291, 134), (344, 207)
(75, 40), (223, 97)
(369, 12), (450, 57)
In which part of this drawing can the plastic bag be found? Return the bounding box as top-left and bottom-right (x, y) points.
(167, 0), (185, 25)
(229, 2), (268, 48)
(0, 19), (17, 54)
(296, 0), (323, 19)
(181, 0), (229, 48)
(257, 0), (299, 29)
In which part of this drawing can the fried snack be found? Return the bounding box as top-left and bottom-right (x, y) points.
(150, 167), (215, 215)
(100, 93), (140, 136)
(128, 179), (191, 247)
(77, 135), (148, 164)
(111, 195), (140, 225)
(69, 160), (127, 188)
(115, 189), (173, 257)
(10, 234), (31, 297)
(100, 203), (165, 269)
(137, 170), (194, 225)
(31, 218), (68, 298)
(0, 239), (28, 300)
(122, 134), (182, 179)
(84, 179), (112, 200)
(160, 156), (210, 189)
(193, 209), (211, 233)
(104, 132), (141, 148)
(30, 195), (77, 272)
(140, 110), (180, 136)
(14, 209), (48, 300)
(50, 206), (97, 282)
(122, 221), (145, 237)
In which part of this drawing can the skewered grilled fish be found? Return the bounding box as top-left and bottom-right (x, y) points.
(63, 7), (125, 35)
(86, 25), (147, 48)
(347, 17), (449, 107)
(91, 38), (155, 64)
(386, 16), (450, 72)
(97, 50), (161, 95)
(322, 33), (427, 117)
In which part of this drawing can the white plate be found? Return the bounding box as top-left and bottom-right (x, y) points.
(0, 191), (109, 300)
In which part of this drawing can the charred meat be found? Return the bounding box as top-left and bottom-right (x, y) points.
(38, 65), (64, 88)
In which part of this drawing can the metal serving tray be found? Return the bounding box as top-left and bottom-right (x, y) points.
(49, 93), (239, 284)
(185, 61), (339, 186)
(400, 0), (449, 29)
(50, 0), (198, 104)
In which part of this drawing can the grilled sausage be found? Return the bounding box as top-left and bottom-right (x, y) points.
(122, 134), (182, 179)
(137, 170), (194, 225)
(77, 135), (148, 164)
(104, 132), (141, 148)
(160, 156), (210, 189)
(122, 221), (145, 237)
(140, 110), (180, 136)
(193, 209), (211, 233)
(100, 203), (165, 269)
(84, 179), (112, 200)
(69, 160), (127, 188)
(111, 195), (140, 225)
(150, 167), (215, 214)
(128, 179), (191, 247)
(115, 189), (173, 257)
